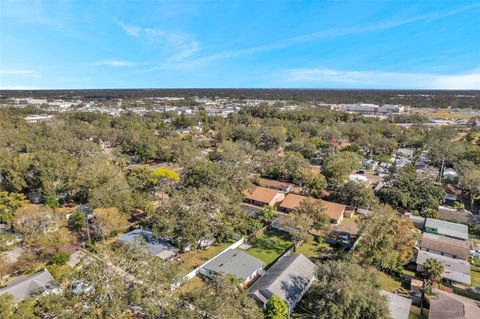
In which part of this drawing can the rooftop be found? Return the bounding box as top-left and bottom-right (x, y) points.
(416, 250), (471, 285)
(420, 233), (469, 260)
(380, 290), (412, 319)
(279, 194), (346, 221)
(0, 269), (55, 302)
(425, 218), (469, 241)
(202, 249), (263, 280)
(244, 186), (282, 204)
(117, 229), (179, 260)
(249, 254), (316, 309)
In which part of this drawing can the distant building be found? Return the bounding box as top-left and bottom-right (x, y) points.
(256, 177), (294, 193)
(24, 114), (54, 123)
(0, 269), (56, 302)
(377, 104), (406, 115)
(249, 254), (316, 311)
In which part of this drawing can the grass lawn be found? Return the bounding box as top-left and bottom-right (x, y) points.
(177, 240), (234, 271)
(378, 271), (402, 292)
(296, 237), (334, 260)
(471, 270), (480, 287)
(246, 229), (293, 267)
(176, 276), (209, 295)
(408, 312), (424, 319)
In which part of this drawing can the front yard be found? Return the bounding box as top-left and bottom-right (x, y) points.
(245, 228), (293, 267)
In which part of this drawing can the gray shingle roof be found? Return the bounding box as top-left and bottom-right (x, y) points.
(416, 250), (471, 285)
(249, 254), (316, 310)
(0, 269), (55, 302)
(425, 218), (468, 241)
(202, 249), (263, 280)
(117, 229), (178, 260)
(381, 290), (412, 319)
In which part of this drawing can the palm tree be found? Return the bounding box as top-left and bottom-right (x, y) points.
(422, 258), (444, 297)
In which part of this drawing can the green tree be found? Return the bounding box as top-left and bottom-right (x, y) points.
(423, 258), (444, 282)
(0, 191), (26, 224)
(259, 205), (278, 224)
(458, 163), (480, 212)
(378, 165), (445, 213)
(265, 295), (288, 319)
(301, 260), (389, 319)
(331, 180), (378, 208)
(322, 152), (362, 186)
(355, 205), (416, 273)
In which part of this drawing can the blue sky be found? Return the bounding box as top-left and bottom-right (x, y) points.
(0, 0), (479, 89)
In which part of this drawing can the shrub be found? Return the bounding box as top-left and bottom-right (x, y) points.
(49, 252), (71, 265)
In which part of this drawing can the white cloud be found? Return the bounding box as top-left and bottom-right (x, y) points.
(114, 18), (141, 37)
(0, 70), (41, 79)
(91, 60), (136, 67)
(281, 67), (480, 89)
(178, 3), (480, 67)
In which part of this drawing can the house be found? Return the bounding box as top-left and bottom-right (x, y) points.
(244, 186), (285, 207)
(416, 250), (471, 285)
(240, 203), (264, 217)
(438, 206), (471, 224)
(395, 157), (411, 168)
(116, 229), (179, 260)
(256, 177), (293, 193)
(279, 194), (346, 224)
(200, 249), (263, 285)
(467, 116), (480, 128)
(0, 269), (56, 302)
(443, 168), (458, 180)
(249, 254), (316, 311)
(24, 114), (54, 123)
(397, 148), (414, 159)
(332, 221), (360, 247)
(428, 290), (480, 319)
(424, 218), (468, 241)
(443, 184), (462, 206)
(408, 215), (426, 230)
(380, 291), (412, 319)
(363, 159), (379, 171)
(420, 233), (469, 260)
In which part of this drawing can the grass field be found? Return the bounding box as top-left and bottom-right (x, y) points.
(246, 229), (293, 267)
(378, 271), (402, 292)
(471, 270), (480, 287)
(296, 237), (334, 260)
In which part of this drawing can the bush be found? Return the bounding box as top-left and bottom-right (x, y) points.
(49, 252), (71, 265)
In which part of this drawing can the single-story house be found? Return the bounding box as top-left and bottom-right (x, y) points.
(420, 233), (469, 260)
(256, 177), (294, 193)
(0, 269), (56, 302)
(117, 229), (179, 260)
(438, 206), (471, 224)
(424, 218), (468, 242)
(240, 203), (264, 217)
(363, 159), (379, 171)
(249, 254), (316, 311)
(380, 290), (412, 319)
(443, 168), (458, 179)
(244, 186), (285, 207)
(279, 194), (346, 224)
(428, 290), (480, 319)
(416, 250), (471, 285)
(332, 221), (360, 247)
(408, 215), (426, 230)
(443, 184), (462, 206)
(200, 249), (263, 286)
(397, 148), (414, 159)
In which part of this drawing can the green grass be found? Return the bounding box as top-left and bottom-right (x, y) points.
(246, 229), (293, 266)
(177, 240), (235, 271)
(471, 270), (480, 287)
(408, 312), (424, 319)
(296, 237), (333, 260)
(378, 271), (402, 292)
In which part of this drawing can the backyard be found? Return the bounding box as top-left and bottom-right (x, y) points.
(244, 228), (293, 267)
(176, 240), (235, 271)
